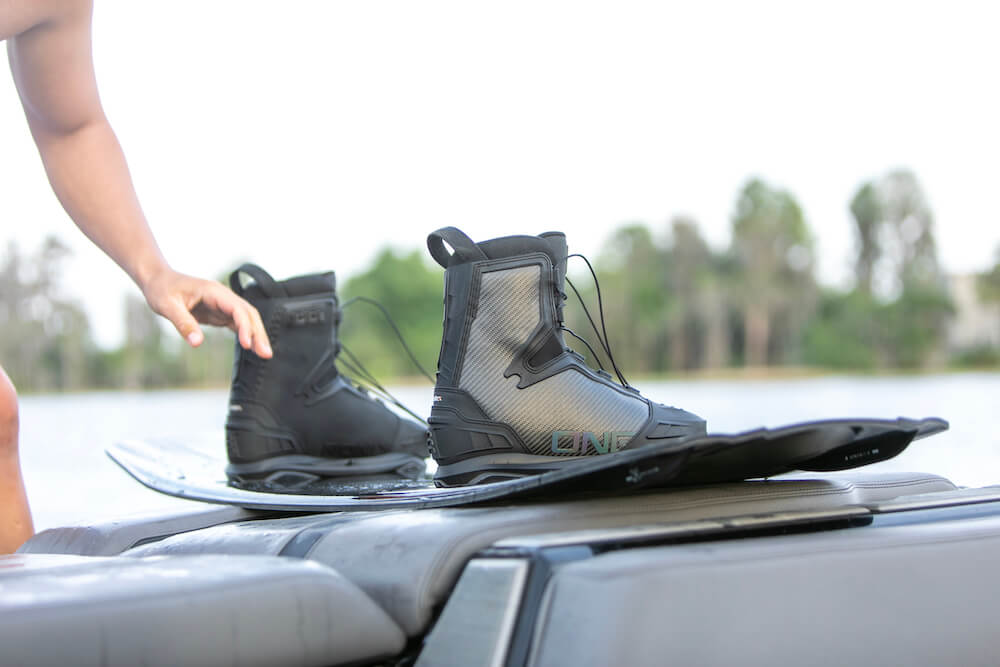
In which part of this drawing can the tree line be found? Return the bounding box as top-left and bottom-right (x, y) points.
(2, 169), (998, 393)
(587, 170), (960, 373)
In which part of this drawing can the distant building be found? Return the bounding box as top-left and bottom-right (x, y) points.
(946, 274), (1000, 351)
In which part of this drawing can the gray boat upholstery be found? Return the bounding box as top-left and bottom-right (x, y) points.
(18, 505), (259, 556)
(124, 472), (954, 636)
(527, 512), (1000, 666)
(0, 553), (405, 667)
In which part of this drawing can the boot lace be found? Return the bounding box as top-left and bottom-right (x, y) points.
(557, 253), (633, 390)
(337, 296), (434, 425)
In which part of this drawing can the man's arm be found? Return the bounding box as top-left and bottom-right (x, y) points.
(7, 0), (271, 356)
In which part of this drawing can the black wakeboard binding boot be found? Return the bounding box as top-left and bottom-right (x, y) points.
(225, 264), (428, 487)
(426, 227), (706, 486)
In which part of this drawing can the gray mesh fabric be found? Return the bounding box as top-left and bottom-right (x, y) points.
(458, 265), (648, 455)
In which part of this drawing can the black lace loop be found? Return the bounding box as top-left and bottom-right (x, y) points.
(558, 254), (631, 388)
(552, 270), (567, 324)
(341, 296), (435, 383)
(337, 343), (429, 426)
(560, 325), (607, 372)
(333, 296), (435, 427)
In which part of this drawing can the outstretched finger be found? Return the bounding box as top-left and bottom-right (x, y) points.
(232, 306), (254, 351)
(163, 298), (204, 347)
(247, 305), (272, 358)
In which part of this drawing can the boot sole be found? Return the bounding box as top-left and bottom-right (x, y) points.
(227, 452), (428, 488)
(434, 453), (606, 486)
(227, 419), (429, 484)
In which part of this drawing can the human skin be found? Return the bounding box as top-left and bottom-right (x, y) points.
(0, 367), (29, 554)
(1, 0), (272, 552)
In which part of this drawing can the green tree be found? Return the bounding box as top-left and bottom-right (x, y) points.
(581, 219), (734, 375)
(588, 225), (668, 374)
(172, 268), (242, 388)
(803, 289), (880, 369)
(880, 169), (942, 290)
(850, 182), (881, 295)
(339, 248), (443, 381)
(980, 246), (1000, 303)
(730, 179), (817, 366)
(879, 170), (951, 367)
(0, 237), (96, 391)
(886, 285), (953, 368)
(121, 294), (166, 388)
(173, 328), (233, 388)
(972, 245), (1000, 366)
(662, 218), (733, 370)
(807, 169), (952, 370)
(664, 218), (706, 370)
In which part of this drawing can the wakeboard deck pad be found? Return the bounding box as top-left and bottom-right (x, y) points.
(107, 417), (947, 512)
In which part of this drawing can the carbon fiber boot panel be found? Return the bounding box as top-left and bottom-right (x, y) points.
(458, 265), (648, 455)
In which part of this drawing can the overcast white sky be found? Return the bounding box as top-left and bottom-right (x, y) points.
(2, 0), (998, 347)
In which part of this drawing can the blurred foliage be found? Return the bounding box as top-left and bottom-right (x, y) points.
(952, 344), (1000, 369)
(0, 243), (235, 393)
(576, 218), (737, 374)
(3, 169), (996, 394)
(810, 170), (953, 369)
(731, 179), (817, 366)
(803, 286), (953, 370)
(577, 178), (819, 372)
(803, 290), (881, 369)
(980, 246), (1000, 304)
(879, 170), (942, 290)
(882, 284), (954, 368)
(0, 238), (95, 391)
(850, 182), (881, 296)
(338, 248), (443, 381)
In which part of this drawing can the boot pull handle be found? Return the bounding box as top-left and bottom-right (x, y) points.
(229, 263), (286, 298)
(427, 227), (487, 268)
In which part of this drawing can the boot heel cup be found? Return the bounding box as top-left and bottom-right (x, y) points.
(426, 421), (479, 462)
(427, 407), (520, 463)
(225, 428), (297, 464)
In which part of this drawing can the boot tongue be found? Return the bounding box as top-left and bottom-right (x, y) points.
(280, 271), (336, 297)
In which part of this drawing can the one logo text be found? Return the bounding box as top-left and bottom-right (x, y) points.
(551, 431), (635, 454)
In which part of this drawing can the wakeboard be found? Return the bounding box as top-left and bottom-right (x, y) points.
(106, 416), (948, 512)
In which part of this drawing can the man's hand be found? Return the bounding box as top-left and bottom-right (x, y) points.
(142, 269), (273, 359)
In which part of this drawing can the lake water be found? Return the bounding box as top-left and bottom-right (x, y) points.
(18, 373), (1000, 532)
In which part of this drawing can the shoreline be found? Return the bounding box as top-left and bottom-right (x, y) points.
(16, 366), (1000, 397)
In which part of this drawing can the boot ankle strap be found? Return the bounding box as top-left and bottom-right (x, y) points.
(427, 227), (487, 268)
(230, 264), (286, 298)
